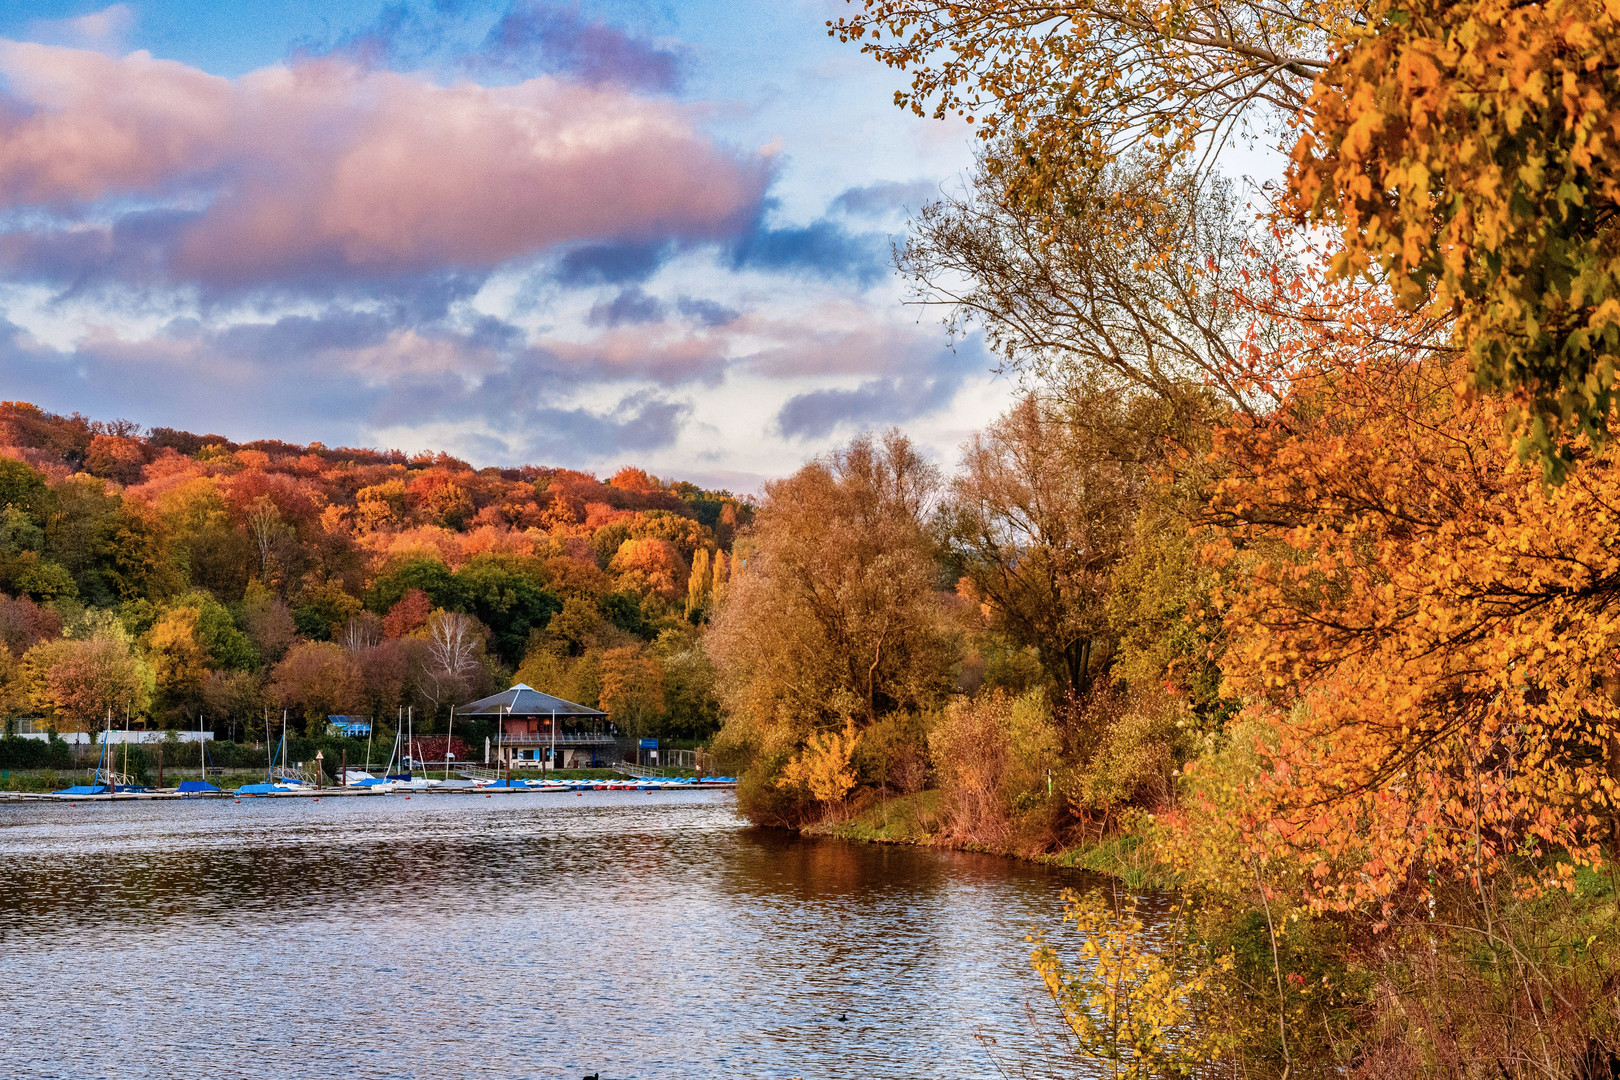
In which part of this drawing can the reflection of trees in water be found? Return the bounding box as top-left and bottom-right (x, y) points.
(0, 809), (720, 937)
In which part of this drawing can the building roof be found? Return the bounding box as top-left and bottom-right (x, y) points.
(458, 683), (606, 719)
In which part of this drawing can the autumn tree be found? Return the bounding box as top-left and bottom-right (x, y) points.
(902, 148), (1273, 418)
(708, 431), (957, 770)
(270, 641), (357, 736)
(1199, 348), (1620, 909)
(944, 391), (1146, 696)
(1290, 0), (1620, 477)
(832, 0), (1340, 200)
(23, 632), (154, 733)
(599, 645), (665, 737)
(417, 611), (486, 718)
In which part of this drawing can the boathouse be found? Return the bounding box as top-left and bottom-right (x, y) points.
(457, 683), (611, 770)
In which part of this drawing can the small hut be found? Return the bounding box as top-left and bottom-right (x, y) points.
(457, 683), (610, 770)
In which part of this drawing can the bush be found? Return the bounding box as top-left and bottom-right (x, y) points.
(735, 748), (815, 828)
(929, 688), (1059, 848)
(0, 735), (72, 770)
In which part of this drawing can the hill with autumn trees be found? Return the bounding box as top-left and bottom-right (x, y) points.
(0, 399), (747, 742)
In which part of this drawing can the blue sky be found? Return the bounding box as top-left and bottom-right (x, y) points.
(0, 1), (1009, 490)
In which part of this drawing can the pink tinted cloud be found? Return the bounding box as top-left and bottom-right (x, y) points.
(0, 42), (767, 283)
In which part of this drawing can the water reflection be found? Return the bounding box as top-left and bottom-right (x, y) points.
(0, 793), (1091, 1079)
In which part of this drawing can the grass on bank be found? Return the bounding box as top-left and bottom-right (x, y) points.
(805, 788), (1179, 890)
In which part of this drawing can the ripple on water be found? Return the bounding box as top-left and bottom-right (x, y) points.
(0, 792), (1096, 1080)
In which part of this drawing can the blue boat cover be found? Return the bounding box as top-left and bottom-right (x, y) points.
(235, 783), (287, 795)
(54, 784), (108, 795)
(176, 780), (221, 793)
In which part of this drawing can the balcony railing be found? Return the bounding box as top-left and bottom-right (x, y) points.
(496, 732), (618, 747)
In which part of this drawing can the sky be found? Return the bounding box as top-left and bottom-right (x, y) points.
(0, 0), (1012, 492)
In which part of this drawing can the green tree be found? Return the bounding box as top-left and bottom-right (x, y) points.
(453, 555), (562, 666)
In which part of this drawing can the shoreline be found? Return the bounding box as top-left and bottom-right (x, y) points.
(798, 789), (1174, 890)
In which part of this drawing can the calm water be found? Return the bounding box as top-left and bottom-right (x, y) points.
(0, 792), (1092, 1080)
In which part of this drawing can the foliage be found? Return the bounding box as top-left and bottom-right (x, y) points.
(1292, 0), (1620, 477)
(709, 431), (957, 772)
(22, 632), (154, 732)
(929, 688), (1060, 848)
(1202, 353), (1620, 911)
(1032, 889), (1236, 1079)
(832, 0), (1338, 215)
(778, 719), (861, 806)
(0, 401), (743, 737)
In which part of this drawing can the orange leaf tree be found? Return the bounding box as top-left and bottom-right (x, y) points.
(1201, 346), (1620, 911)
(1292, 0), (1620, 477)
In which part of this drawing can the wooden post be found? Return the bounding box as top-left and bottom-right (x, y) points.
(341, 747), (347, 788)
(315, 750), (324, 790)
(156, 741), (164, 790)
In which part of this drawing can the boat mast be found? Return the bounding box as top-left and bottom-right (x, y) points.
(104, 707), (112, 798)
(550, 708), (556, 777)
(445, 705), (454, 781)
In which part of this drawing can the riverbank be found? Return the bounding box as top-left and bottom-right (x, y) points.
(803, 789), (1175, 890)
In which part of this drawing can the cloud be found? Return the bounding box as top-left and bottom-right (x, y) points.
(0, 43), (767, 289)
(730, 217), (890, 284)
(773, 338), (990, 439)
(676, 296), (738, 327)
(831, 179), (939, 218)
(587, 286), (666, 327)
(22, 4), (134, 53)
(477, 2), (683, 91)
(553, 240), (670, 286)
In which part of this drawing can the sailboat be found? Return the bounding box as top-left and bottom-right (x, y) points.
(234, 713), (315, 796)
(395, 707), (441, 791)
(176, 714), (222, 795)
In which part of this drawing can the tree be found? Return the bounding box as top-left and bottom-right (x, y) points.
(240, 585), (297, 663)
(1201, 349), (1620, 909)
(708, 431), (957, 763)
(201, 668), (263, 741)
(453, 556), (562, 666)
(1290, 0), (1620, 478)
(270, 641), (357, 736)
(609, 538), (688, 602)
(599, 645), (665, 737)
(22, 633), (154, 733)
(159, 478), (251, 599)
(146, 606), (211, 726)
(944, 392), (1143, 697)
(831, 0), (1340, 222)
(901, 149), (1270, 418)
(0, 457), (50, 522)
(367, 556), (462, 614)
(243, 494), (287, 582)
(417, 611), (483, 717)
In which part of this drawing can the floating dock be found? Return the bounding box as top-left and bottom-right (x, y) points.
(0, 777), (738, 802)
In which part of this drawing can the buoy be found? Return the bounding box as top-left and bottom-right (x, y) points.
(485, 793), (491, 798)
(404, 795), (411, 800)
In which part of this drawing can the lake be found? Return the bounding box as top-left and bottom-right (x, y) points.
(0, 791), (1093, 1079)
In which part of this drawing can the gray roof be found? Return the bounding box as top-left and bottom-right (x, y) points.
(458, 683), (606, 718)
